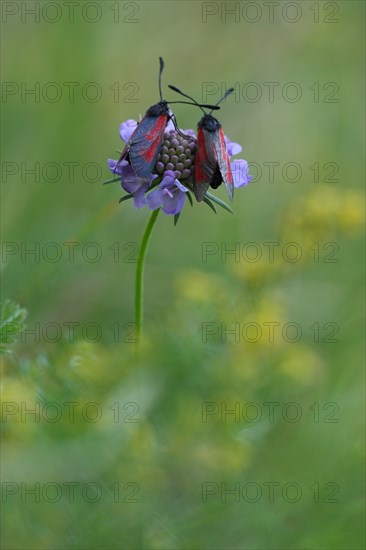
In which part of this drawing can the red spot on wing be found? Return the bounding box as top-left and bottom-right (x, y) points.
(140, 115), (167, 162)
(144, 115), (167, 141)
(197, 128), (207, 162)
(142, 134), (161, 162)
(194, 128), (209, 183)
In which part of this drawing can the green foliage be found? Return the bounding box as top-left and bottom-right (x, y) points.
(0, 300), (27, 355)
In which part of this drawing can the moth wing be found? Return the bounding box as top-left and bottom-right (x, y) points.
(213, 128), (234, 201)
(193, 128), (218, 202)
(128, 114), (168, 178)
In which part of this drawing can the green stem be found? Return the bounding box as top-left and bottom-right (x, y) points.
(135, 208), (160, 340)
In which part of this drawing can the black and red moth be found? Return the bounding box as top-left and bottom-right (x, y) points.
(169, 86), (235, 202)
(117, 58), (220, 179)
(116, 58), (169, 179)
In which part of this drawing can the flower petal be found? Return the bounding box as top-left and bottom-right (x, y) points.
(225, 136), (243, 157)
(231, 159), (253, 188)
(119, 119), (138, 143)
(160, 171), (176, 188)
(173, 180), (188, 193)
(108, 158), (118, 173)
(121, 165), (150, 194)
(147, 188), (163, 210)
(108, 158), (127, 175)
(133, 183), (149, 208)
(162, 190), (186, 215)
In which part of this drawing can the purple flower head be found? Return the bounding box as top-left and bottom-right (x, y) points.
(107, 118), (252, 216)
(155, 130), (196, 180)
(147, 171), (188, 215)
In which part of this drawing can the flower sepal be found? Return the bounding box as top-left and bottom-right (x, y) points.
(103, 176), (122, 185)
(202, 196), (217, 214)
(119, 193), (134, 203)
(183, 180), (234, 214)
(205, 191), (234, 214)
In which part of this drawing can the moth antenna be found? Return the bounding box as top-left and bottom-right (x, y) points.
(158, 57), (164, 101)
(169, 100), (220, 110)
(168, 84), (206, 115)
(209, 87), (234, 114)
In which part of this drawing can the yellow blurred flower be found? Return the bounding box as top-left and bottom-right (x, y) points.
(281, 186), (364, 242)
(1, 379), (38, 441)
(174, 269), (229, 306)
(338, 191), (365, 233)
(279, 345), (325, 385)
(231, 254), (285, 286)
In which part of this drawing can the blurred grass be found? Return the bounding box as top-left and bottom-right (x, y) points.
(1, 1), (365, 548)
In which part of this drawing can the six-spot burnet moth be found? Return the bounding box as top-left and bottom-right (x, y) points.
(168, 85), (235, 202)
(117, 58), (220, 179)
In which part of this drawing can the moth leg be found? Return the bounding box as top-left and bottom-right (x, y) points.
(169, 114), (197, 142)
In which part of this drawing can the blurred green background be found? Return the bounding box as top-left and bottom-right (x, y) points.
(1, 1), (365, 548)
